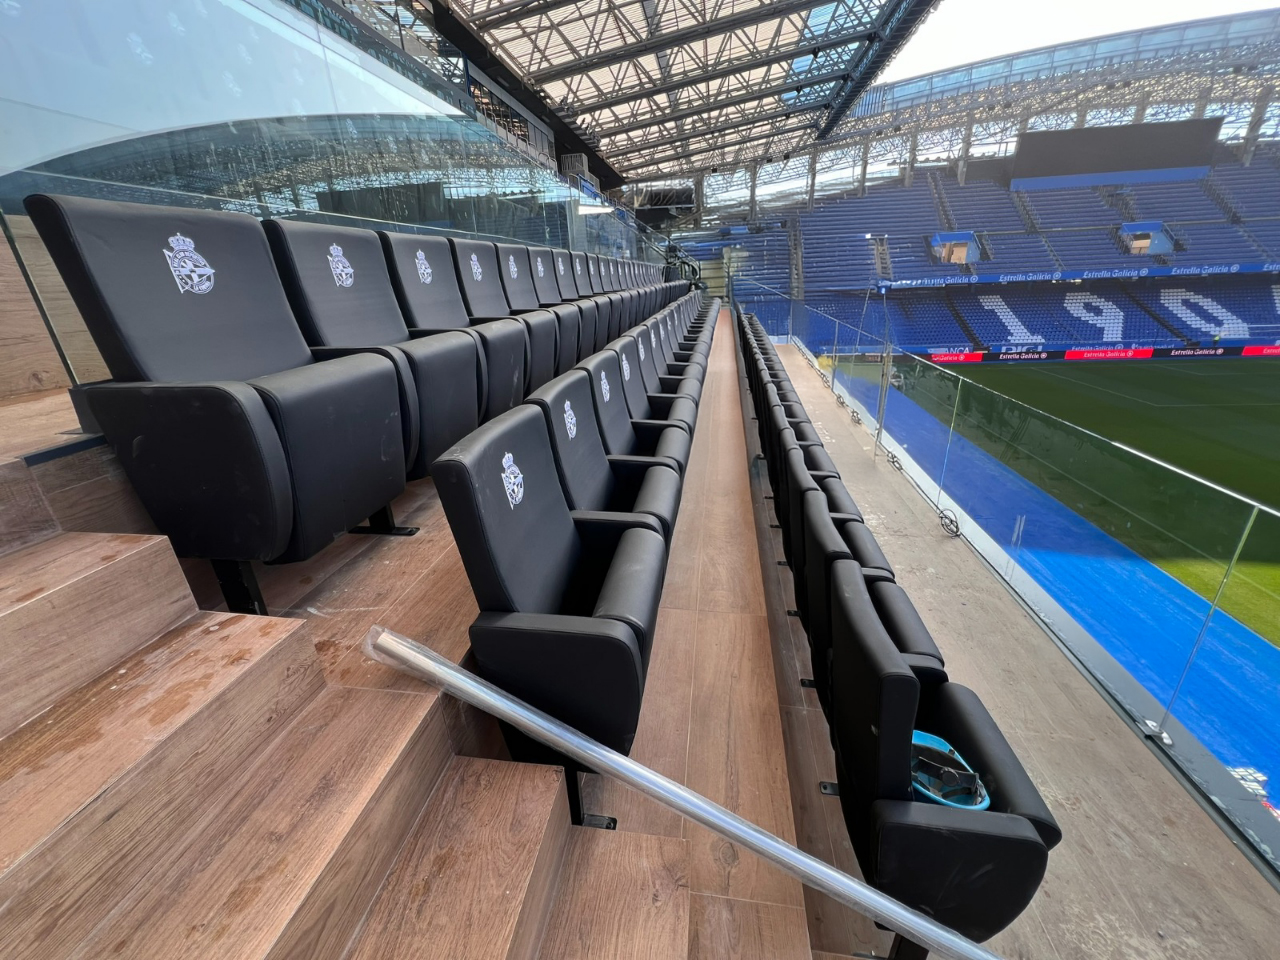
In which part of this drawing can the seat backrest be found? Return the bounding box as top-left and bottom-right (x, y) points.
(830, 559), (918, 813)
(264, 219), (409, 348)
(607, 259), (620, 291)
(432, 404), (580, 614)
(586, 254), (604, 294)
(570, 252), (590, 293)
(634, 322), (666, 395)
(610, 335), (651, 421)
(576, 350), (636, 456)
(552, 248), (580, 299)
(528, 246), (563, 306)
(24, 194), (313, 383)
(450, 239), (513, 320)
(380, 233), (473, 331)
(526, 370), (615, 512)
(495, 243), (542, 313)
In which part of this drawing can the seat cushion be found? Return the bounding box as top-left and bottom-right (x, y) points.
(592, 525), (667, 668)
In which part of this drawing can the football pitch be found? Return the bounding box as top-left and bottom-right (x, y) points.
(898, 357), (1280, 645)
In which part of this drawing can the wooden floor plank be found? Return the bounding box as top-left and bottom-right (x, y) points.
(688, 895), (811, 960)
(538, 828), (690, 960)
(67, 686), (448, 960)
(0, 391), (79, 461)
(0, 612), (306, 879)
(344, 756), (569, 960)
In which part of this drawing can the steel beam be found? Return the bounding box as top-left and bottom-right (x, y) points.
(591, 67), (848, 138)
(563, 27), (873, 115)
(620, 119), (818, 175)
(530, 1), (870, 85)
(607, 103), (825, 157)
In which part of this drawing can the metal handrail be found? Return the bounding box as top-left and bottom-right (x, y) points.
(363, 626), (1005, 960)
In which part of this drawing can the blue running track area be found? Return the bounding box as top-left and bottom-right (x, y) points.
(831, 365), (1280, 804)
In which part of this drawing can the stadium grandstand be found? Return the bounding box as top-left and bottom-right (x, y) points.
(1, 3), (1279, 960)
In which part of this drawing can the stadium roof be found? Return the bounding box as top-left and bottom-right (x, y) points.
(446, 0), (943, 179)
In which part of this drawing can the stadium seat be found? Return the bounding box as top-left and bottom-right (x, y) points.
(27, 194), (408, 614)
(380, 232), (527, 427)
(578, 349), (692, 476)
(610, 335), (698, 434)
(829, 558), (1061, 943)
(526, 245), (586, 373)
(432, 404), (667, 817)
(451, 238), (559, 393)
(527, 370), (682, 540)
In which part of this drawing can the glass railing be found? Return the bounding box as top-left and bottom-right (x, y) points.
(741, 275), (1280, 878)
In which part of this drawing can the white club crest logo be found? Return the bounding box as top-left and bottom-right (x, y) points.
(638, 339), (645, 361)
(622, 352), (631, 381)
(659, 324), (665, 340)
(536, 257), (545, 278)
(163, 233), (215, 295)
(649, 329), (657, 350)
(500, 452), (524, 509)
(563, 400), (577, 439)
(575, 259), (582, 275)
(600, 371), (611, 402)
(328, 244), (354, 287)
(557, 257), (565, 276)
(415, 250), (432, 284)
(589, 260), (595, 274)
(508, 254), (517, 279)
(470, 253), (482, 281)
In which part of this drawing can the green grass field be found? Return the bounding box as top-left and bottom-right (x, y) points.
(956, 359), (1280, 511)
(909, 357), (1280, 644)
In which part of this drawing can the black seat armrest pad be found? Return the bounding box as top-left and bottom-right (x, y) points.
(606, 455), (676, 492)
(647, 394), (698, 431)
(810, 470), (840, 483)
(657, 374), (697, 396)
(868, 798), (1049, 943)
(591, 525), (667, 667)
(900, 653), (948, 686)
(250, 353), (406, 561)
(310, 345), (419, 475)
(85, 380), (293, 561)
(821, 478), (863, 520)
(842, 522), (896, 581)
(631, 420), (691, 474)
(571, 509), (666, 550)
(870, 581), (939, 662)
(396, 331), (482, 471)
(626, 464), (682, 541)
(468, 612), (644, 755)
(918, 683), (1062, 850)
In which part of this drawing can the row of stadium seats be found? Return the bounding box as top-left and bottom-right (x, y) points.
(738, 311), (1061, 952)
(29, 193), (684, 614)
(432, 294), (719, 821)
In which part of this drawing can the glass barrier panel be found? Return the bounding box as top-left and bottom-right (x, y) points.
(943, 376), (1256, 703)
(1161, 505), (1280, 871)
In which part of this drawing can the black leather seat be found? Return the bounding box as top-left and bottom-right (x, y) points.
(574, 252), (614, 353)
(380, 232), (526, 426)
(264, 219), (487, 479)
(527, 245), (586, 374)
(578, 349), (691, 476)
(610, 336), (697, 435)
(527, 371), (682, 540)
(432, 404), (668, 816)
(829, 559), (1061, 945)
(498, 243), (586, 379)
(634, 322), (701, 407)
(551, 247), (606, 361)
(451, 238), (559, 393)
(27, 194), (408, 614)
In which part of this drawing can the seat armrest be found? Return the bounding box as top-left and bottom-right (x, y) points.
(572, 509), (666, 547)
(919, 683), (1062, 850)
(868, 798), (1049, 943)
(900, 653), (948, 686)
(810, 470), (839, 482)
(591, 526), (667, 669)
(468, 612), (644, 755)
(86, 381), (293, 561)
(310, 345), (419, 473)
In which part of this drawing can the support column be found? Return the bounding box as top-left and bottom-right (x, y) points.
(1074, 103), (1089, 128)
(1132, 91), (1150, 125)
(956, 117), (974, 186)
(858, 140), (870, 198)
(806, 151), (818, 211)
(748, 163), (760, 223)
(903, 131), (918, 188)
(694, 173), (705, 229)
(1242, 85), (1274, 166)
(1193, 85), (1213, 120)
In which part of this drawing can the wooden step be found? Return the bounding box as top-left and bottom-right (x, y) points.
(0, 611), (313, 879)
(0, 531), (196, 738)
(48, 684), (451, 960)
(343, 756), (570, 960)
(537, 828), (690, 960)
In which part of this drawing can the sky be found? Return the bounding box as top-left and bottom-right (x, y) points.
(878, 0), (1280, 83)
